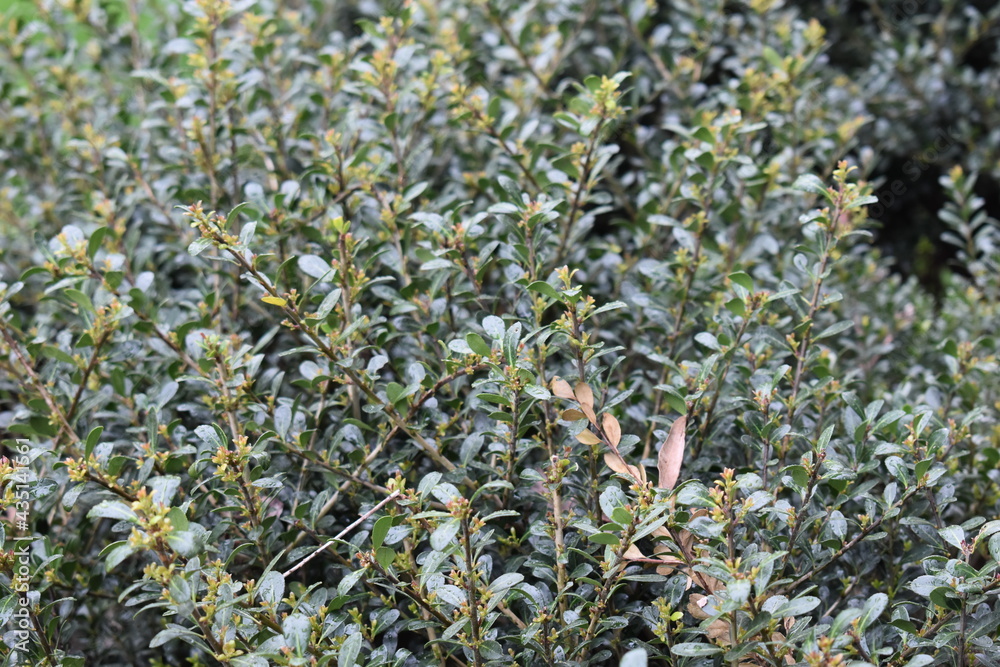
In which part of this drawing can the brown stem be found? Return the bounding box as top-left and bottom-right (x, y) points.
(460, 514), (485, 667)
(0, 324), (81, 450)
(547, 455), (569, 620)
(337, 231), (362, 421)
(555, 119), (606, 266)
(218, 237), (462, 476)
(66, 329), (111, 424)
(779, 486), (919, 595)
(698, 314), (752, 442)
(483, 2), (552, 96)
(578, 515), (639, 660)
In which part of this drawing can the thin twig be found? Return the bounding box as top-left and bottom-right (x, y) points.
(283, 490), (400, 578)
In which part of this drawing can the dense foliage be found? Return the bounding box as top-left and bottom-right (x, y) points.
(1, 0), (1000, 665)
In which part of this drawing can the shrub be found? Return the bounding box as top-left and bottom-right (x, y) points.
(1, 0), (999, 666)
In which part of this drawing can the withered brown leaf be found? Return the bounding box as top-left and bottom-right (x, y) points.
(574, 382), (597, 422)
(657, 415), (687, 490)
(573, 382), (594, 409)
(602, 413), (621, 447)
(551, 377), (576, 400)
(603, 451), (647, 484)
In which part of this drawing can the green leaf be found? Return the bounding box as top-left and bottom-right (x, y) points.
(487, 572), (523, 599)
(776, 595), (820, 617)
(692, 126), (715, 144)
(483, 315), (505, 339)
(195, 424), (227, 450)
(792, 173), (829, 197)
(929, 587), (962, 611)
(663, 388), (687, 415)
(338, 569), (365, 597)
(761, 45), (784, 69)
(372, 515), (393, 550)
(857, 592), (887, 632)
(239, 221), (257, 246)
(64, 288), (95, 314)
(101, 541), (136, 571)
(167, 507), (189, 531)
(729, 271), (753, 290)
(299, 254), (332, 280)
(938, 525), (964, 549)
(430, 519), (460, 551)
(611, 506), (632, 525)
(694, 332), (721, 351)
(592, 300), (627, 315)
(503, 321), (522, 367)
(671, 643), (723, 656)
(188, 237), (214, 256)
(783, 465), (809, 487)
(725, 297), (746, 317)
(375, 546), (394, 569)
(316, 288), (342, 320)
(587, 533), (621, 547)
(149, 624), (203, 649)
(257, 570), (285, 606)
(85, 425), (103, 458)
(283, 613), (311, 652)
(497, 175), (522, 203)
(226, 201), (254, 228)
(386, 382), (405, 405)
(88, 501), (137, 522)
(527, 280), (561, 301)
(87, 226), (108, 259)
(338, 632), (363, 667)
(523, 384), (551, 400)
(815, 320), (854, 340)
(849, 194), (879, 209)
(465, 332), (492, 357)
(830, 607), (863, 636)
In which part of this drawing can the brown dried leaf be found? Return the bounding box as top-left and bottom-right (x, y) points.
(677, 523), (698, 554)
(675, 510), (707, 559)
(687, 594), (710, 619)
(652, 543), (683, 563)
(602, 413), (621, 447)
(701, 574), (725, 594)
(657, 415), (687, 490)
(551, 377), (576, 400)
(561, 408), (587, 421)
(651, 525), (672, 539)
(623, 544), (646, 560)
(603, 452), (647, 484)
(687, 595), (731, 643)
(675, 539), (724, 593)
(573, 382), (594, 410)
(576, 429), (602, 445)
(707, 619), (731, 644)
(652, 543), (684, 575)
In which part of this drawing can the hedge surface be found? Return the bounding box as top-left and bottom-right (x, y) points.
(1, 0), (999, 666)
